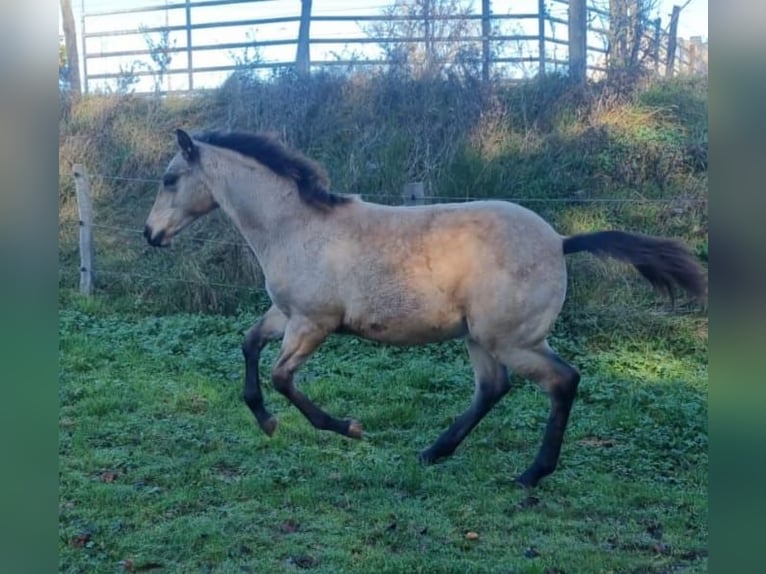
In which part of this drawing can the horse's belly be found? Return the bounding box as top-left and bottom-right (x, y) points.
(339, 310), (468, 346)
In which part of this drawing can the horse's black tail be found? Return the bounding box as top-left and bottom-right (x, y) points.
(562, 230), (707, 301)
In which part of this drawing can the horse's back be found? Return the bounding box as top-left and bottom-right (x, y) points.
(328, 200), (567, 347)
(350, 199), (564, 279)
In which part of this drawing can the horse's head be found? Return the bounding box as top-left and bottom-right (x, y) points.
(144, 129), (218, 247)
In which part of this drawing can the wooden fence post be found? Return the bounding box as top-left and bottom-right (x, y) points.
(652, 17), (661, 74)
(481, 0), (491, 83)
(296, 0), (312, 75)
(538, 0), (546, 75)
(665, 5), (680, 77)
(185, 0), (194, 89)
(60, 0), (81, 95)
(688, 35), (705, 75)
(73, 164), (94, 295)
(568, 0), (587, 82)
(423, 0), (433, 70)
(402, 182), (425, 206)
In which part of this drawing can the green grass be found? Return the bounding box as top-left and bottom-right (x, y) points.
(59, 294), (707, 573)
(59, 71), (707, 572)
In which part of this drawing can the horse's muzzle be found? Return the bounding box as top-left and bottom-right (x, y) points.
(144, 225), (166, 247)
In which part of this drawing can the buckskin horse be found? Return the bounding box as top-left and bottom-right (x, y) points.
(144, 129), (706, 487)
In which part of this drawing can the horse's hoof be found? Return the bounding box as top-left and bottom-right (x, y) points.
(260, 416), (278, 437)
(417, 450), (437, 465)
(346, 419), (363, 439)
(514, 471), (539, 489)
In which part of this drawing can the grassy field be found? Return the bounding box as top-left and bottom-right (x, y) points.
(59, 293), (707, 574)
(59, 72), (707, 572)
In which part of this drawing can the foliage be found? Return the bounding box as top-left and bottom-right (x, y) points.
(58, 73), (707, 314)
(140, 25), (176, 94)
(59, 297), (707, 573)
(592, 0), (662, 84)
(638, 76), (708, 171)
(114, 61), (145, 94)
(228, 29), (263, 76)
(365, 0), (481, 79)
(59, 39), (70, 91)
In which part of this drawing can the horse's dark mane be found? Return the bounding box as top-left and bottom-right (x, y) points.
(194, 130), (351, 210)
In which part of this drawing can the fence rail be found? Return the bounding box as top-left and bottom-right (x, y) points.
(74, 0), (707, 94)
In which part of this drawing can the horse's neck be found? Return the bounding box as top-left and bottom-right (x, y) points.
(209, 160), (316, 268)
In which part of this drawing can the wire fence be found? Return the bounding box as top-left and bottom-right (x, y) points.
(93, 172), (707, 204)
(72, 0), (707, 95)
(61, 167), (707, 315)
(91, 221), (251, 248)
(58, 262), (705, 319)
(93, 268), (260, 291)
(58, 266), (705, 320)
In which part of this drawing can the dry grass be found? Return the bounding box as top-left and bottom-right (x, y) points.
(58, 73), (707, 314)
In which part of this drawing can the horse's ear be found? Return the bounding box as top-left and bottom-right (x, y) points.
(176, 129), (199, 163)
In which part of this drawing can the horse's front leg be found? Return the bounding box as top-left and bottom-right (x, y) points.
(242, 305), (287, 436)
(272, 316), (363, 439)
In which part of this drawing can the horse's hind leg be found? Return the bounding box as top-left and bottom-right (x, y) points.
(271, 316), (363, 439)
(242, 305), (287, 436)
(419, 338), (510, 463)
(498, 342), (580, 488)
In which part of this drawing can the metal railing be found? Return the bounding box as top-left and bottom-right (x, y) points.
(78, 0), (706, 94)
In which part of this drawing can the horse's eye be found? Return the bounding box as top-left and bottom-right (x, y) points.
(163, 173), (179, 187)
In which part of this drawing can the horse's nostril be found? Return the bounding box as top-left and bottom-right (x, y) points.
(144, 225), (166, 247)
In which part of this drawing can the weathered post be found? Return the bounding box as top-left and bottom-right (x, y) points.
(424, 0), (433, 70)
(481, 0), (491, 83)
(185, 0), (194, 89)
(296, 0), (312, 75)
(73, 164), (94, 295)
(665, 5), (680, 77)
(403, 182), (425, 206)
(688, 35), (702, 74)
(538, 0), (546, 75)
(568, 0), (587, 82)
(652, 17), (661, 74)
(60, 0), (81, 95)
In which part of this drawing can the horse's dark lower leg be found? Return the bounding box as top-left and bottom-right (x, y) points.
(505, 345), (580, 488)
(242, 306), (286, 436)
(271, 318), (363, 439)
(273, 371), (363, 438)
(419, 339), (510, 463)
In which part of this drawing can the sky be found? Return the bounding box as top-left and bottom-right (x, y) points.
(61, 0), (708, 93)
(659, 0), (707, 39)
